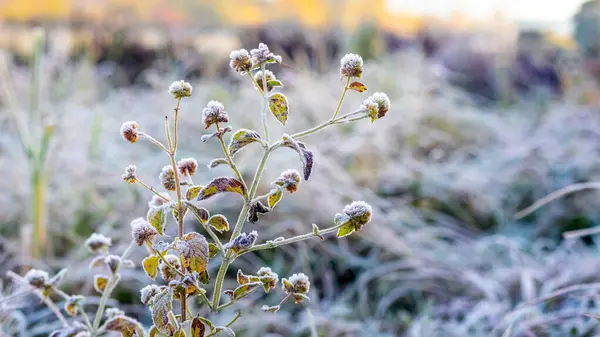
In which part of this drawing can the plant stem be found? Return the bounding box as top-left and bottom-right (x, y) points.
(173, 98), (181, 152)
(331, 77), (351, 120)
(78, 303), (93, 330)
(42, 296), (68, 326)
(251, 186), (284, 204)
(246, 150), (270, 207)
(139, 132), (169, 153)
(240, 223), (343, 255)
(0, 289), (33, 305)
(135, 179), (170, 202)
(225, 312), (242, 327)
(151, 247), (186, 278)
(211, 255), (231, 311)
(215, 122), (247, 195)
(260, 64), (270, 143)
(91, 241), (135, 333)
(30, 166), (47, 258)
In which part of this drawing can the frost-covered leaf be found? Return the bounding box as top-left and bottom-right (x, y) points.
(208, 158), (229, 169)
(348, 81), (367, 93)
(174, 232), (209, 273)
(337, 223), (355, 238)
(198, 270), (210, 284)
(186, 185), (204, 201)
(215, 327), (235, 337)
(147, 205), (167, 235)
(281, 135), (314, 180)
(151, 288), (176, 335)
(262, 305), (281, 313)
(197, 177), (246, 200)
(103, 314), (144, 337)
(143, 255), (160, 280)
(89, 256), (105, 270)
(224, 282), (261, 301)
(174, 328), (187, 337)
(208, 214), (229, 232)
(94, 275), (109, 293)
(196, 317), (216, 333)
(183, 201), (210, 224)
(268, 190), (283, 208)
(208, 243), (220, 258)
(191, 316), (206, 337)
(268, 93), (289, 125)
(228, 129), (261, 157)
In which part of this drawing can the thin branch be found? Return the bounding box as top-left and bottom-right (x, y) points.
(139, 132), (169, 153)
(240, 223), (343, 255)
(515, 182), (600, 219)
(135, 179), (170, 202)
(215, 121), (248, 196)
(151, 247), (186, 278)
(251, 187), (284, 204)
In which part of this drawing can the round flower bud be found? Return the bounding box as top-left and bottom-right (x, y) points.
(85, 233), (112, 253)
(343, 200), (373, 231)
(257, 267), (279, 292)
(223, 231), (258, 253)
(122, 165), (137, 184)
(158, 165), (178, 191)
(282, 272), (310, 303)
(274, 169), (301, 193)
(168, 80), (192, 99)
(159, 255), (181, 282)
(250, 43), (282, 67)
(177, 157), (198, 176)
(120, 121), (139, 143)
(140, 284), (161, 305)
(340, 53), (364, 78)
(148, 192), (171, 208)
(360, 97), (380, 122)
(201, 100), (229, 130)
(253, 70), (277, 92)
(130, 217), (158, 246)
(229, 49), (252, 74)
(25, 269), (49, 288)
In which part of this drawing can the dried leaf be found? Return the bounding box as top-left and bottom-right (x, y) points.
(281, 135), (314, 180)
(94, 275), (109, 293)
(228, 129), (261, 157)
(174, 232), (209, 273)
(183, 201), (210, 224)
(147, 206), (167, 235)
(196, 317), (216, 333)
(186, 185), (204, 201)
(224, 282), (261, 301)
(208, 214), (229, 232)
(191, 316), (206, 337)
(268, 190), (283, 208)
(89, 256), (106, 270)
(261, 305), (281, 313)
(197, 177), (246, 200)
(208, 158), (229, 169)
(103, 315), (144, 337)
(174, 328), (187, 337)
(198, 270), (210, 284)
(268, 93), (289, 125)
(151, 288), (176, 335)
(143, 255), (160, 280)
(348, 81), (367, 92)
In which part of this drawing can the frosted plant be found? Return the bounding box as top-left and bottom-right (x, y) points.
(3, 43), (389, 336)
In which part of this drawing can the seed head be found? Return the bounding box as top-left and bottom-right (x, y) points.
(25, 269), (49, 288)
(140, 284), (161, 305)
(202, 100), (229, 130)
(371, 92), (390, 119)
(122, 165), (137, 184)
(250, 43), (282, 67)
(229, 49), (252, 74)
(130, 217), (158, 246)
(343, 200), (373, 231)
(158, 165), (178, 191)
(159, 255), (181, 282)
(275, 169), (301, 193)
(340, 53), (364, 78)
(85, 233), (112, 253)
(253, 69), (277, 92)
(148, 193), (171, 208)
(177, 157), (198, 176)
(257, 267), (279, 292)
(120, 121), (139, 143)
(282, 272), (310, 303)
(360, 97), (380, 122)
(223, 231), (258, 253)
(168, 80), (192, 99)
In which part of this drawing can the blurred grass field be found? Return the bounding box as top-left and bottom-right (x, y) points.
(3, 1), (600, 336)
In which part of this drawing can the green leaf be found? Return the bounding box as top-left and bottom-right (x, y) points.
(183, 201), (210, 224)
(215, 327), (236, 337)
(267, 79), (283, 88)
(228, 129), (261, 157)
(347, 81), (367, 93)
(208, 243), (220, 258)
(208, 158), (229, 169)
(196, 317), (216, 333)
(268, 93), (289, 126)
(337, 223), (355, 238)
(191, 316), (206, 337)
(143, 255), (160, 280)
(268, 190), (283, 208)
(147, 205), (167, 235)
(151, 288), (176, 335)
(281, 135), (314, 180)
(224, 282), (261, 301)
(197, 177), (246, 201)
(208, 214), (229, 232)
(186, 185), (204, 201)
(174, 328), (187, 337)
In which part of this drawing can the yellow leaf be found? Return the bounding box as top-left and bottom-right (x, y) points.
(143, 255), (160, 280)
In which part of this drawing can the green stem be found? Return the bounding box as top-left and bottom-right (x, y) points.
(136, 179), (170, 202)
(240, 223), (343, 255)
(151, 247), (186, 278)
(251, 186), (284, 204)
(211, 256), (231, 311)
(215, 122), (248, 196)
(331, 77), (351, 120)
(78, 303), (93, 330)
(226, 312), (241, 327)
(139, 132), (169, 153)
(31, 166), (47, 258)
(91, 241), (135, 333)
(246, 150), (270, 207)
(260, 64), (270, 143)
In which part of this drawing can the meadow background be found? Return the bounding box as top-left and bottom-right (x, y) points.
(2, 0), (600, 336)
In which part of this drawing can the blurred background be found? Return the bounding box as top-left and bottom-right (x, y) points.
(3, 0), (600, 336)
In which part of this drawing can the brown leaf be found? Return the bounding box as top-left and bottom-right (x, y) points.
(197, 177), (246, 201)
